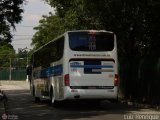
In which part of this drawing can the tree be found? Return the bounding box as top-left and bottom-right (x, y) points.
(45, 0), (159, 56)
(32, 13), (65, 49)
(0, 0), (25, 43)
(0, 0), (25, 69)
(0, 43), (15, 69)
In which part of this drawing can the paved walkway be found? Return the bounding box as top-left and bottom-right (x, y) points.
(0, 81), (30, 90)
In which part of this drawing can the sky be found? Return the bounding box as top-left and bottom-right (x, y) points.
(11, 0), (53, 53)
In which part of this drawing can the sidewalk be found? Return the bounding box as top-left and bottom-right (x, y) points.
(0, 80), (30, 91)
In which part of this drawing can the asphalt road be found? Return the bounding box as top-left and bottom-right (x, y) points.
(0, 81), (160, 120)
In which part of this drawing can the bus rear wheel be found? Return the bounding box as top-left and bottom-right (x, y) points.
(33, 87), (40, 103)
(35, 97), (40, 103)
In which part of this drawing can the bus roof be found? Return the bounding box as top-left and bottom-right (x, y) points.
(66, 30), (114, 34)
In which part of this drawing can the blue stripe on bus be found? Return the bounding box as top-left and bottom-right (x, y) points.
(70, 65), (113, 68)
(40, 64), (63, 78)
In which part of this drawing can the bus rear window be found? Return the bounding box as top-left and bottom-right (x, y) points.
(69, 32), (114, 51)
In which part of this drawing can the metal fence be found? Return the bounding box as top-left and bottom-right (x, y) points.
(0, 67), (26, 80)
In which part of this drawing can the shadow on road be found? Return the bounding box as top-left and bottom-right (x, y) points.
(1, 89), (153, 120)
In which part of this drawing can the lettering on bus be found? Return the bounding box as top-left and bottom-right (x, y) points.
(89, 34), (96, 50)
(70, 62), (81, 72)
(74, 54), (109, 57)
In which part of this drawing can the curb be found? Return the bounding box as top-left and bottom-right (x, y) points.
(119, 99), (160, 111)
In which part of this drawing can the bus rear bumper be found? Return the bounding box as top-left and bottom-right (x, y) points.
(63, 86), (118, 100)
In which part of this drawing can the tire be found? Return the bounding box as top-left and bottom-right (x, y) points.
(35, 97), (40, 103)
(32, 86), (35, 97)
(110, 97), (119, 103)
(33, 87), (40, 103)
(86, 100), (101, 106)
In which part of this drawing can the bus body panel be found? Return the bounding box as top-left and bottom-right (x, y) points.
(51, 75), (64, 100)
(69, 60), (115, 87)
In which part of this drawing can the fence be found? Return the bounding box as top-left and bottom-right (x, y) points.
(0, 67), (26, 80)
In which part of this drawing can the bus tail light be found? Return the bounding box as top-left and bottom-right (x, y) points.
(114, 74), (119, 86)
(64, 74), (70, 86)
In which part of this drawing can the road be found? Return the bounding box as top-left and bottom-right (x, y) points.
(0, 81), (160, 120)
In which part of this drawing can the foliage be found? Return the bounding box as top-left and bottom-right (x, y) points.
(44, 0), (160, 54)
(0, 0), (25, 69)
(0, 0), (25, 43)
(0, 44), (29, 70)
(32, 14), (65, 48)
(0, 43), (15, 68)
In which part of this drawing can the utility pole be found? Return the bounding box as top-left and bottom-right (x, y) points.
(26, 55), (29, 82)
(19, 47), (31, 82)
(9, 58), (12, 80)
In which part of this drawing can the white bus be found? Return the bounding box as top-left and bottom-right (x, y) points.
(29, 30), (119, 106)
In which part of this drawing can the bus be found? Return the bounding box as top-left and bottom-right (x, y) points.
(29, 30), (119, 106)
